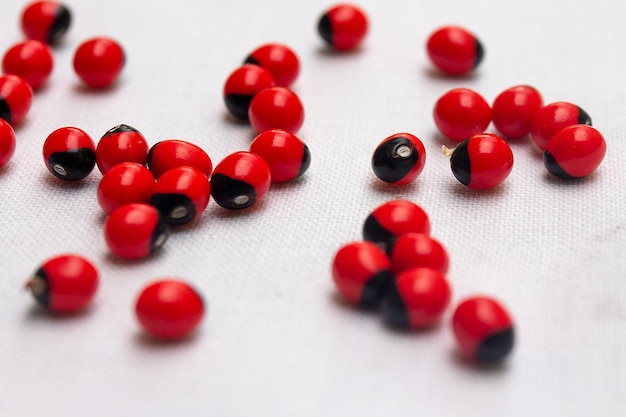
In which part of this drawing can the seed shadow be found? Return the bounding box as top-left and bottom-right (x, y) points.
(133, 329), (202, 349)
(448, 349), (511, 374)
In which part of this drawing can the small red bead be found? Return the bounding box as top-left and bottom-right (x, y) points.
(248, 86), (305, 134)
(135, 279), (205, 340)
(104, 203), (169, 260)
(97, 162), (155, 215)
(244, 43), (300, 87)
(530, 101), (592, 150)
(544, 124), (606, 179)
(42, 126), (96, 181)
(317, 4), (368, 51)
(371, 132), (426, 185)
(249, 129), (311, 182)
(332, 241), (393, 308)
(363, 200), (431, 250)
(452, 296), (514, 363)
(2, 40), (54, 90)
(147, 139), (213, 179)
(96, 124), (149, 175)
(21, 1), (71, 45)
(389, 233), (449, 275)
(0, 74), (34, 125)
(445, 133), (514, 189)
(150, 166), (211, 225)
(223, 64), (275, 120)
(492, 85), (543, 139)
(433, 88), (491, 142)
(210, 151), (271, 210)
(26, 254), (98, 313)
(426, 25), (484, 76)
(73, 37), (125, 88)
(0, 119), (16, 168)
(382, 267), (451, 328)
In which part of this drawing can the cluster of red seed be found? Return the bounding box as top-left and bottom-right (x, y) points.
(4, 2), (208, 340)
(14, 1), (329, 341)
(332, 200), (515, 364)
(372, 84), (606, 191)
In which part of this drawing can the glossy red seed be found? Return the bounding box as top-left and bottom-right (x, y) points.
(530, 101), (592, 150)
(0, 74), (34, 125)
(317, 4), (368, 51)
(244, 43), (300, 87)
(389, 233), (449, 275)
(42, 126), (96, 181)
(332, 241), (393, 308)
(382, 267), (451, 328)
(249, 129), (311, 182)
(73, 37), (125, 88)
(248, 87), (305, 134)
(433, 88), (491, 142)
(135, 279), (205, 340)
(26, 254), (98, 313)
(147, 139), (212, 179)
(210, 151), (271, 210)
(223, 64), (275, 120)
(544, 124), (606, 179)
(97, 162), (155, 215)
(452, 296), (514, 363)
(445, 133), (514, 189)
(2, 40), (54, 90)
(96, 124), (149, 175)
(492, 85), (543, 139)
(0, 119), (16, 168)
(362, 200), (431, 250)
(371, 132), (426, 185)
(150, 166), (211, 225)
(104, 203), (169, 259)
(426, 25), (484, 75)
(21, 1), (71, 44)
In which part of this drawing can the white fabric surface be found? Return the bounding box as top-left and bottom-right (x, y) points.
(1, 1), (625, 416)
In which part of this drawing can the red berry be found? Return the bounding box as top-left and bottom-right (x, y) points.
(73, 37), (125, 88)
(444, 133), (514, 189)
(371, 132), (426, 185)
(248, 86), (305, 134)
(530, 101), (592, 150)
(2, 40), (54, 90)
(363, 200), (430, 250)
(249, 129), (311, 182)
(492, 85), (543, 139)
(43, 126), (96, 181)
(317, 4), (368, 51)
(96, 124), (149, 175)
(382, 267), (451, 328)
(147, 139), (212, 179)
(135, 279), (205, 340)
(452, 296), (514, 363)
(433, 88), (491, 142)
(26, 254), (98, 313)
(21, 1), (71, 45)
(544, 124), (606, 179)
(223, 64), (275, 120)
(426, 25), (484, 75)
(104, 203), (169, 259)
(97, 162), (155, 215)
(150, 166), (211, 225)
(210, 151), (271, 210)
(389, 233), (449, 275)
(332, 241), (393, 308)
(244, 43), (300, 87)
(0, 74), (34, 125)
(0, 119), (16, 168)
